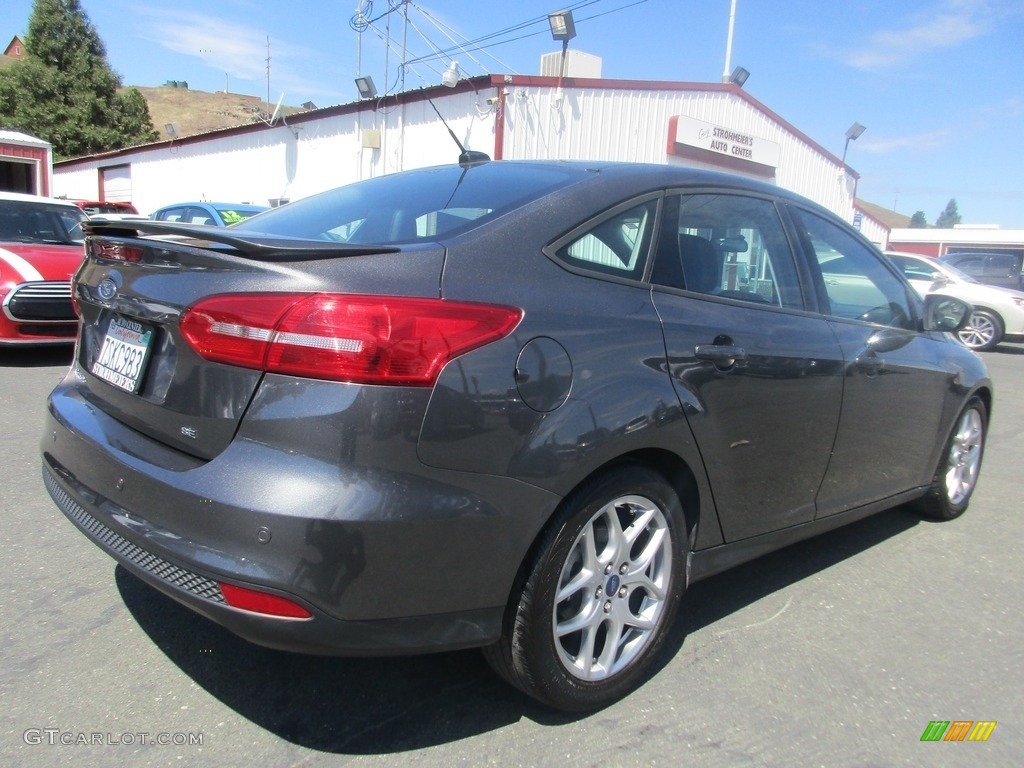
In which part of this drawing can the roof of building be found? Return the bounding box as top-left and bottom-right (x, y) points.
(855, 198), (911, 230)
(0, 129), (51, 147)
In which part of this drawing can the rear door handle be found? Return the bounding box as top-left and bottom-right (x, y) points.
(694, 343), (747, 370)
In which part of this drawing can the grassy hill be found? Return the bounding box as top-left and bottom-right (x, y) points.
(134, 85), (305, 139)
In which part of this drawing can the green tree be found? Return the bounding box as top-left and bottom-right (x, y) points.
(0, 0), (157, 159)
(909, 211), (929, 228)
(935, 198), (961, 228)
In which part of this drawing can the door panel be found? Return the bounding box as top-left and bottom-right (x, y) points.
(789, 206), (951, 515)
(817, 321), (953, 515)
(655, 296), (844, 540)
(652, 193), (843, 541)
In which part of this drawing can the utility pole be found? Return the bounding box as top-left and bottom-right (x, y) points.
(265, 36), (271, 121)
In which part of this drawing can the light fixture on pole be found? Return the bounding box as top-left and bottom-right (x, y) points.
(728, 66), (750, 88)
(842, 122), (866, 164)
(548, 9), (577, 83)
(548, 10), (576, 41)
(441, 61), (461, 88)
(354, 76), (377, 99)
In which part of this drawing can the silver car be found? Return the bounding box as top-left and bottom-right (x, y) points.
(887, 251), (1024, 351)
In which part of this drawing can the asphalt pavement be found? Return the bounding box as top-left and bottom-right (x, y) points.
(2, 343), (1021, 768)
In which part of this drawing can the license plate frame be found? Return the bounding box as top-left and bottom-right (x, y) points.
(91, 315), (154, 394)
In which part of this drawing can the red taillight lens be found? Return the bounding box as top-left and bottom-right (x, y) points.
(89, 240), (144, 263)
(219, 583), (312, 619)
(180, 293), (522, 386)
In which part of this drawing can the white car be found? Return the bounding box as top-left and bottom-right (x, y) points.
(886, 251), (1024, 351)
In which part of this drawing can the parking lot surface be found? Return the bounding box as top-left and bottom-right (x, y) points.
(2, 344), (1022, 768)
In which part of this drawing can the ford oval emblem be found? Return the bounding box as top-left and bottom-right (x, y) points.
(97, 277), (118, 301)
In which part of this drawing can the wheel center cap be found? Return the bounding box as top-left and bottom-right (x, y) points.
(606, 574), (621, 595)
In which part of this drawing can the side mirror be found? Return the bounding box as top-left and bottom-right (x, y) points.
(922, 293), (971, 333)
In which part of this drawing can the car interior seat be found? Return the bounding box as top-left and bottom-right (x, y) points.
(679, 234), (722, 294)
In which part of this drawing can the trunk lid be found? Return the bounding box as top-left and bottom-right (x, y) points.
(73, 223), (444, 459)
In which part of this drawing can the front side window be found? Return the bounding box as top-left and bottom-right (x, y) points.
(651, 193), (804, 310)
(793, 208), (914, 329)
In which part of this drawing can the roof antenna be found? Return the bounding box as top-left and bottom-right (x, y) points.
(422, 90), (490, 168)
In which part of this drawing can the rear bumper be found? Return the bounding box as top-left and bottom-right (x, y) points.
(41, 370), (560, 655)
(42, 465), (502, 655)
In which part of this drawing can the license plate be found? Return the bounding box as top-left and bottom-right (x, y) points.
(91, 316), (154, 393)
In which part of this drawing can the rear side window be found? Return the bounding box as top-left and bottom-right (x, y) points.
(553, 200), (657, 280)
(651, 193), (804, 310)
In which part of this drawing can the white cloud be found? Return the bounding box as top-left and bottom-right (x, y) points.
(130, 7), (331, 99)
(133, 10), (271, 80)
(858, 129), (952, 154)
(833, 0), (1012, 71)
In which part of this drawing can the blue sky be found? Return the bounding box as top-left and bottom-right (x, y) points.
(3, 0), (1023, 227)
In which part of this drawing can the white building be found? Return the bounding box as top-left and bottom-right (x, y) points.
(53, 74), (861, 224)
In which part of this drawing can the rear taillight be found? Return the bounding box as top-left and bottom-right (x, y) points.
(180, 293), (522, 386)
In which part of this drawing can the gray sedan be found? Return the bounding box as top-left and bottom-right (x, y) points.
(42, 161), (989, 712)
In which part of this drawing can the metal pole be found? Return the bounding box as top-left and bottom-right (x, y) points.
(722, 0), (738, 82)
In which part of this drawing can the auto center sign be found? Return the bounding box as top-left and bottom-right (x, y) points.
(669, 115), (781, 170)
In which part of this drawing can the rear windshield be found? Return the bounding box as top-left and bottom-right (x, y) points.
(233, 163), (581, 244)
(0, 200), (86, 243)
(79, 202), (138, 215)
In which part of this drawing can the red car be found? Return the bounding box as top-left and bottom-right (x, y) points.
(0, 191), (87, 345)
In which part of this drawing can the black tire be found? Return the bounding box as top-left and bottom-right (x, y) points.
(912, 396), (987, 520)
(958, 309), (1003, 351)
(483, 465), (687, 712)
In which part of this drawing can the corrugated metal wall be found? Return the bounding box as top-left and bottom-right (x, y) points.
(501, 85), (852, 219)
(54, 81), (854, 222)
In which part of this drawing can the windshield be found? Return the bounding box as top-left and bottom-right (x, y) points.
(233, 163), (582, 244)
(215, 206), (266, 225)
(0, 200), (86, 244)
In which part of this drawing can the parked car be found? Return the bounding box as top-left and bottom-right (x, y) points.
(151, 201), (269, 227)
(70, 200), (149, 223)
(42, 161), (990, 712)
(71, 200), (140, 217)
(939, 251), (1024, 291)
(886, 251), (1024, 351)
(0, 191), (86, 345)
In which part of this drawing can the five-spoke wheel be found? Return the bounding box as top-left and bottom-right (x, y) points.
(484, 465), (686, 712)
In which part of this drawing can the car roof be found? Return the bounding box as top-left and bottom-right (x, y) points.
(155, 202), (268, 210)
(0, 191), (81, 209)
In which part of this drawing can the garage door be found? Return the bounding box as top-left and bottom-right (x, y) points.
(101, 165), (132, 202)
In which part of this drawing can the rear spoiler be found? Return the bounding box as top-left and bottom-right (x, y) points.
(82, 219), (401, 262)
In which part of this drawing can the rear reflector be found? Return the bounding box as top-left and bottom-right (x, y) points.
(219, 583), (312, 619)
(180, 293), (522, 386)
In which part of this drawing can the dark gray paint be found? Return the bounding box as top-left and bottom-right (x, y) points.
(42, 161), (992, 656)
